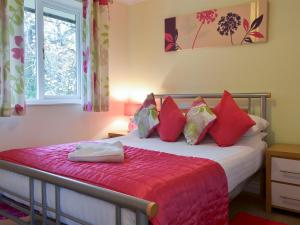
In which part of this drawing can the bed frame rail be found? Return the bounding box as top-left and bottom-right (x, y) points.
(0, 160), (157, 225)
(155, 92), (271, 119)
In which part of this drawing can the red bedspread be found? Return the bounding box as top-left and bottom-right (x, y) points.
(0, 143), (229, 225)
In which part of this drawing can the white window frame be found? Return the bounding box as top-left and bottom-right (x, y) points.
(26, 0), (83, 105)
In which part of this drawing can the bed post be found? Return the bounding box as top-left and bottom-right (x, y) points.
(116, 205), (121, 225)
(42, 182), (47, 225)
(55, 186), (61, 225)
(136, 211), (148, 225)
(260, 96), (267, 119)
(29, 178), (35, 225)
(247, 98), (252, 114)
(160, 97), (163, 109)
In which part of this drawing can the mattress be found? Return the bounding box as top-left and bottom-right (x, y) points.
(0, 132), (267, 225)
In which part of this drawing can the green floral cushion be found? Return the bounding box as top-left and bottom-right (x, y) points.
(133, 93), (159, 138)
(184, 97), (216, 145)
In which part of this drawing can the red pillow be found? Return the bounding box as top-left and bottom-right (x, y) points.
(157, 97), (186, 142)
(209, 91), (255, 147)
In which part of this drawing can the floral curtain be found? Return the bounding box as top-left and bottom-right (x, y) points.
(0, 0), (25, 117)
(82, 0), (110, 112)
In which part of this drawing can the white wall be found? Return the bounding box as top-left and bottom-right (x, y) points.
(0, 3), (130, 150)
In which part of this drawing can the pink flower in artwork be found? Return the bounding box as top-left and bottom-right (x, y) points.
(15, 104), (24, 115)
(192, 9), (218, 49)
(196, 9), (218, 24)
(12, 36), (24, 63)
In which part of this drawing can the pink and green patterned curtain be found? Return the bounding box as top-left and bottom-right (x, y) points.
(82, 0), (110, 112)
(0, 0), (25, 117)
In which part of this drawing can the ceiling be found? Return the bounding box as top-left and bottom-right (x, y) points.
(117, 0), (147, 5)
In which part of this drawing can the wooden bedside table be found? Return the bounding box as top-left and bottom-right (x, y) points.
(108, 131), (128, 138)
(266, 144), (300, 213)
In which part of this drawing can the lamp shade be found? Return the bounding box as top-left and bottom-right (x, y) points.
(124, 102), (141, 117)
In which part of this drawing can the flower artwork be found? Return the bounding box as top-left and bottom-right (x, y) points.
(192, 10), (218, 49)
(165, 17), (181, 51)
(164, 0), (268, 52)
(217, 13), (241, 45)
(240, 15), (264, 44)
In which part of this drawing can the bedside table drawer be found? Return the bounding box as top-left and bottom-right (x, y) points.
(272, 182), (300, 212)
(272, 157), (300, 185)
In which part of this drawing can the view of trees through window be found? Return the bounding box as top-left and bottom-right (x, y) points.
(24, 3), (78, 100)
(24, 10), (37, 100)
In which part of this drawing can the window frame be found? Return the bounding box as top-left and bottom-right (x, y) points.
(25, 0), (83, 105)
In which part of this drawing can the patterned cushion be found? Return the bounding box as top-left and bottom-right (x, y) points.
(184, 97), (216, 145)
(133, 93), (159, 138)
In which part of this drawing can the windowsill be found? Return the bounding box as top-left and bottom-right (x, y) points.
(27, 99), (82, 106)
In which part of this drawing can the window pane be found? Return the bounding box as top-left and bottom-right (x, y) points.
(43, 7), (78, 97)
(24, 0), (37, 100)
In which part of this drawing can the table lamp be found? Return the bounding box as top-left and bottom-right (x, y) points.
(124, 102), (141, 132)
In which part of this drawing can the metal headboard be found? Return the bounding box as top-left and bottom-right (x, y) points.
(155, 93), (271, 119)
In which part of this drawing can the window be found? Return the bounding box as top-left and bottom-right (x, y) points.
(24, 0), (82, 104)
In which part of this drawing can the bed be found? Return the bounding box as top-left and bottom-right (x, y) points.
(0, 93), (271, 225)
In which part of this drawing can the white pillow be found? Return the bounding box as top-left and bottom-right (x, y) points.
(244, 115), (270, 137)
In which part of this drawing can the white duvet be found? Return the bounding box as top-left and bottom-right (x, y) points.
(0, 132), (267, 225)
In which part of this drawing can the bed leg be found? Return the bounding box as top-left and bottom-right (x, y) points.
(116, 205), (121, 225)
(42, 182), (47, 225)
(55, 186), (61, 225)
(29, 178), (35, 225)
(136, 211), (148, 225)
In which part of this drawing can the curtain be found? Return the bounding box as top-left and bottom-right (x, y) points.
(0, 0), (25, 117)
(82, 0), (110, 112)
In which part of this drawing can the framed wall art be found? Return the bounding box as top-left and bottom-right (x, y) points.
(165, 0), (268, 52)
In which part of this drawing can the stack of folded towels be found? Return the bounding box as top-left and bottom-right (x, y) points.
(68, 141), (124, 163)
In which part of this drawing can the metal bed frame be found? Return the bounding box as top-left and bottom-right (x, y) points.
(0, 92), (271, 225)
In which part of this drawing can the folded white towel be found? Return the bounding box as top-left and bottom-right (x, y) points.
(68, 141), (124, 163)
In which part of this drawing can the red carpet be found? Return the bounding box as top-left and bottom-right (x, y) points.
(230, 212), (288, 225)
(0, 203), (27, 220)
